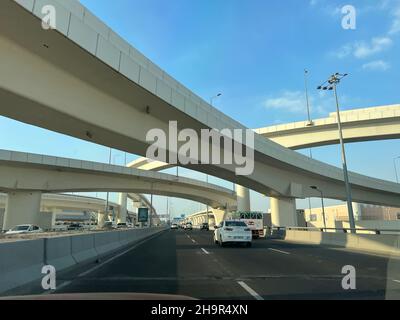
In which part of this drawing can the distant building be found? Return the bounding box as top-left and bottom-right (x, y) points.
(305, 203), (400, 223)
(303, 203), (400, 232)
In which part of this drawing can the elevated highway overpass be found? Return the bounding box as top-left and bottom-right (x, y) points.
(128, 104), (400, 170)
(0, 150), (236, 229)
(255, 104), (400, 150)
(0, 192), (153, 226)
(129, 104), (400, 222)
(1, 0), (400, 229)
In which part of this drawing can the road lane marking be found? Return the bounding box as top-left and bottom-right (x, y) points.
(72, 232), (163, 280)
(268, 248), (290, 255)
(393, 280), (400, 284)
(201, 248), (210, 255)
(191, 239), (197, 243)
(237, 281), (264, 301)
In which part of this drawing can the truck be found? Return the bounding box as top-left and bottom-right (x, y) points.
(230, 211), (265, 238)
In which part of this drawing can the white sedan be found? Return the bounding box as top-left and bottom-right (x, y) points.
(5, 224), (43, 235)
(214, 220), (252, 247)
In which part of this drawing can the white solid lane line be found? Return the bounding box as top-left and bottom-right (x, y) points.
(393, 280), (400, 284)
(268, 248), (290, 255)
(237, 281), (264, 301)
(201, 248), (210, 255)
(73, 233), (161, 279)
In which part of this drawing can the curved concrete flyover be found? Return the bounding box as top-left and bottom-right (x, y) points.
(127, 104), (400, 170)
(0, 0), (399, 219)
(255, 104), (400, 150)
(0, 192), (118, 213)
(0, 150), (236, 229)
(14, 192), (153, 216)
(185, 210), (218, 227)
(0, 150), (236, 209)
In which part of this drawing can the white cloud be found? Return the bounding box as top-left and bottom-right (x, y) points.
(264, 91), (306, 113)
(354, 37), (393, 58)
(362, 60), (391, 71)
(263, 90), (338, 115)
(389, 6), (400, 35)
(332, 44), (353, 59)
(329, 1), (400, 64)
(333, 37), (393, 59)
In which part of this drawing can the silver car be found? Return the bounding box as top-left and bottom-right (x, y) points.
(5, 224), (43, 235)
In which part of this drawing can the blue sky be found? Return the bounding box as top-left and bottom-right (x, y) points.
(1, 0), (399, 216)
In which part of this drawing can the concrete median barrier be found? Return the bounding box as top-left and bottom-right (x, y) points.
(283, 230), (400, 256)
(0, 239), (45, 294)
(45, 237), (75, 270)
(71, 234), (97, 264)
(94, 231), (121, 255)
(0, 227), (167, 294)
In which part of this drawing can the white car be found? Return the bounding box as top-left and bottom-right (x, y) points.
(5, 224), (43, 235)
(103, 221), (118, 230)
(184, 222), (193, 230)
(214, 220), (252, 247)
(170, 223), (178, 229)
(117, 222), (128, 229)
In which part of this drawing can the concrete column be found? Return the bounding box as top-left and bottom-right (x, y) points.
(3, 191), (42, 230)
(117, 193), (128, 223)
(236, 185), (250, 212)
(270, 197), (298, 227)
(97, 210), (106, 229)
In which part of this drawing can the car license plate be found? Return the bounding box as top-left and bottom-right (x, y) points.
(234, 236), (243, 239)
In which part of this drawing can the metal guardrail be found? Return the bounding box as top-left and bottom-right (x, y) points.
(267, 226), (400, 235)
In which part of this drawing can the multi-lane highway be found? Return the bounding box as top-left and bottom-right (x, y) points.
(9, 229), (400, 300)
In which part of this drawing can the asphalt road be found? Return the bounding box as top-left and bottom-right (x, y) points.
(17, 229), (400, 299)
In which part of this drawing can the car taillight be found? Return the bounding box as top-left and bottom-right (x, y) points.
(224, 228), (233, 231)
(244, 228), (251, 232)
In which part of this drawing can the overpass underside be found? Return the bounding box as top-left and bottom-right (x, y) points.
(1, 1), (400, 231)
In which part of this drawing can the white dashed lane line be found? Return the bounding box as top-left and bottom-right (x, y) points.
(268, 248), (290, 255)
(237, 281), (264, 300)
(201, 248), (210, 255)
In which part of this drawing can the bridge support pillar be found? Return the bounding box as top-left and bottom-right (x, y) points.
(3, 191), (42, 231)
(117, 193), (128, 224)
(270, 197), (298, 227)
(212, 208), (227, 226)
(236, 185), (250, 212)
(97, 210), (106, 229)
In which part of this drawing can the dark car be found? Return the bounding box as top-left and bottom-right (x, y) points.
(67, 223), (84, 231)
(200, 223), (209, 231)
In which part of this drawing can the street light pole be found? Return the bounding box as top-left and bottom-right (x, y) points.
(333, 81), (356, 233)
(393, 156), (400, 183)
(304, 69), (313, 126)
(210, 93), (222, 107)
(105, 147), (112, 220)
(310, 186), (326, 230)
(148, 182), (154, 228)
(207, 92), (222, 204)
(304, 69), (314, 216)
(317, 73), (356, 233)
(206, 174), (209, 226)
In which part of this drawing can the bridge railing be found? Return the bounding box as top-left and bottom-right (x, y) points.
(267, 226), (400, 235)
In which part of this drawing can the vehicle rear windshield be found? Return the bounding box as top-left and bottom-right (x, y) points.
(12, 226), (30, 231)
(225, 221), (247, 227)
